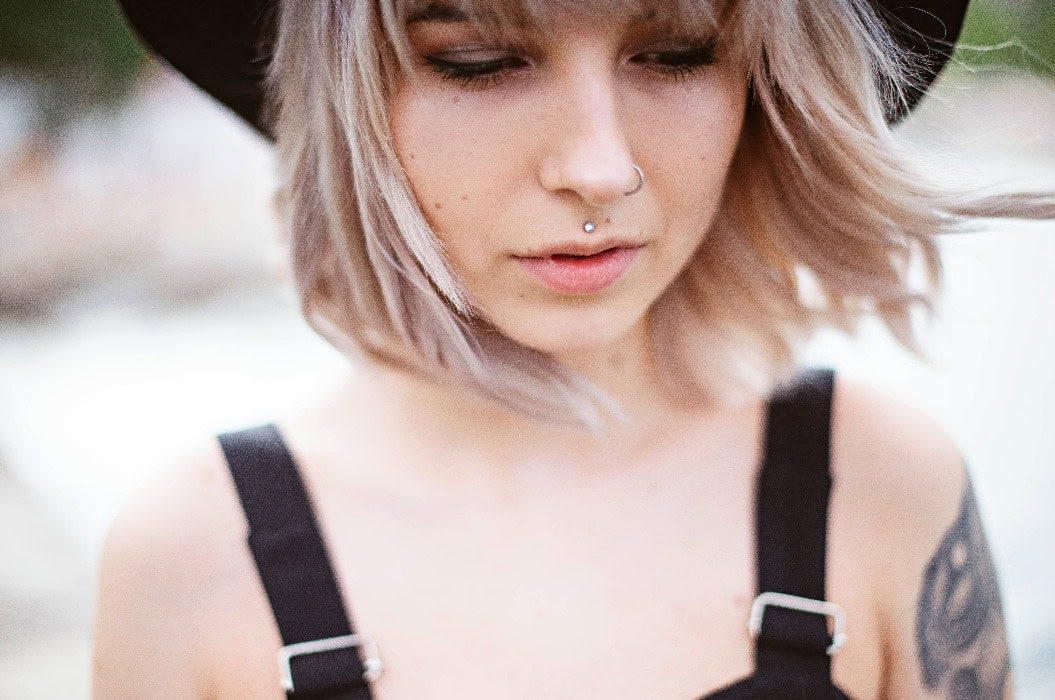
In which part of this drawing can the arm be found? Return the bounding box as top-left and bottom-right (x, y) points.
(910, 479), (1011, 698)
(91, 456), (221, 699)
(833, 379), (1012, 699)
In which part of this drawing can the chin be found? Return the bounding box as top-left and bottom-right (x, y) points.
(487, 303), (649, 359)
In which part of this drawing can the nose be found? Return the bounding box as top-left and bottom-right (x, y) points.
(537, 67), (638, 208)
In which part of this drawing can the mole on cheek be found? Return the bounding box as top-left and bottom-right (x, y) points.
(434, 202), (443, 210)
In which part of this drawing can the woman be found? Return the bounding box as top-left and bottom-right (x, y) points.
(95, 0), (1046, 697)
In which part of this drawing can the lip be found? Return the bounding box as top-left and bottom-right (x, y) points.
(514, 241), (644, 295)
(519, 237), (640, 259)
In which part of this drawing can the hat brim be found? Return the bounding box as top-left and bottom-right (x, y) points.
(119, 0), (276, 137)
(117, 0), (970, 140)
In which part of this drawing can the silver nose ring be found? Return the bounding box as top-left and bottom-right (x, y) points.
(623, 165), (644, 196)
(584, 165), (643, 232)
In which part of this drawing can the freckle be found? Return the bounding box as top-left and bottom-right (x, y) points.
(434, 202), (443, 210)
(604, 217), (612, 224)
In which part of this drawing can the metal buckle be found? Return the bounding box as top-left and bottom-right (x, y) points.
(277, 633), (383, 692)
(747, 591), (847, 655)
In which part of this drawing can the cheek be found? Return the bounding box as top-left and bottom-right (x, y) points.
(672, 77), (746, 173)
(646, 85), (747, 235)
(390, 100), (468, 257)
(391, 98), (458, 216)
(389, 91), (509, 269)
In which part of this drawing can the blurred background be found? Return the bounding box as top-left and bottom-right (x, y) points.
(0, 0), (1053, 697)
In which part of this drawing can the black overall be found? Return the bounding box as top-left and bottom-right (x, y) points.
(219, 368), (852, 699)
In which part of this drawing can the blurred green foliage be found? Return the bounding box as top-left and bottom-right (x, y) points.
(0, 0), (143, 126)
(955, 0), (1055, 71)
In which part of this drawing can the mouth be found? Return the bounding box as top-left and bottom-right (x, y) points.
(519, 237), (641, 259)
(514, 243), (644, 295)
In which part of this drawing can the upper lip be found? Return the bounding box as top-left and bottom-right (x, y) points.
(516, 237), (644, 258)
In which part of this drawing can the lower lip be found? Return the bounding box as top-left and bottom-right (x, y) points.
(516, 247), (643, 295)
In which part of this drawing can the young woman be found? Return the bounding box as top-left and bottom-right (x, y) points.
(96, 0), (1049, 697)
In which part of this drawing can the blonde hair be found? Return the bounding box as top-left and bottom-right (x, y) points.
(265, 0), (1054, 428)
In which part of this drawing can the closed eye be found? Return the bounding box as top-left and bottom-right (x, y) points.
(424, 53), (529, 89)
(630, 41), (718, 79)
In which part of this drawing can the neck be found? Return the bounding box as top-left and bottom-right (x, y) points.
(550, 318), (676, 427)
(374, 320), (695, 464)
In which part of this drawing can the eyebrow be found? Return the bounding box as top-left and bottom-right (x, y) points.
(406, 3), (470, 24)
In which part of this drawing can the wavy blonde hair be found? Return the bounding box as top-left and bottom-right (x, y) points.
(264, 0), (1053, 428)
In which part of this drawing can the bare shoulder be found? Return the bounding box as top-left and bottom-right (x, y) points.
(828, 375), (1011, 699)
(830, 375), (966, 541)
(91, 440), (259, 698)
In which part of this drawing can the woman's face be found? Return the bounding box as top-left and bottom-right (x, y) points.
(390, 4), (748, 358)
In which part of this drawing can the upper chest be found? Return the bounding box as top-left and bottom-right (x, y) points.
(209, 458), (757, 698)
(204, 410), (883, 699)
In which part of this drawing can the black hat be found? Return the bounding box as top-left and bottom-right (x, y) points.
(117, 0), (971, 140)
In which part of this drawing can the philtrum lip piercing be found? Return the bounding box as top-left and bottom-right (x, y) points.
(582, 166), (641, 233)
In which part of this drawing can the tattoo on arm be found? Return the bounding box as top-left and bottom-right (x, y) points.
(915, 481), (1010, 698)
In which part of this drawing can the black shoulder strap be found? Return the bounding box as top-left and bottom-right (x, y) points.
(218, 424), (375, 700)
(753, 368), (840, 681)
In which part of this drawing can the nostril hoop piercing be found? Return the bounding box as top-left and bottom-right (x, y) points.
(624, 165), (644, 196)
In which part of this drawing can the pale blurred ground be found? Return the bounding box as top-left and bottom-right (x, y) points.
(0, 65), (1053, 698)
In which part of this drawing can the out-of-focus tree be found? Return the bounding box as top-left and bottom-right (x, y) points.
(955, 0), (1055, 72)
(0, 0), (144, 130)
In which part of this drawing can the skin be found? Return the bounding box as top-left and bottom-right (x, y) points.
(91, 6), (1012, 699)
(389, 7), (746, 395)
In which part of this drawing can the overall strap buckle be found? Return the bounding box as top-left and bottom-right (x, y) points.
(748, 591), (847, 655)
(278, 633), (383, 692)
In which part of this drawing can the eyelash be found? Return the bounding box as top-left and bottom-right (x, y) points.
(631, 43), (718, 78)
(424, 41), (718, 90)
(425, 55), (525, 89)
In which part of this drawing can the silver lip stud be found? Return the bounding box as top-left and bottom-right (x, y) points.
(583, 222), (596, 233)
